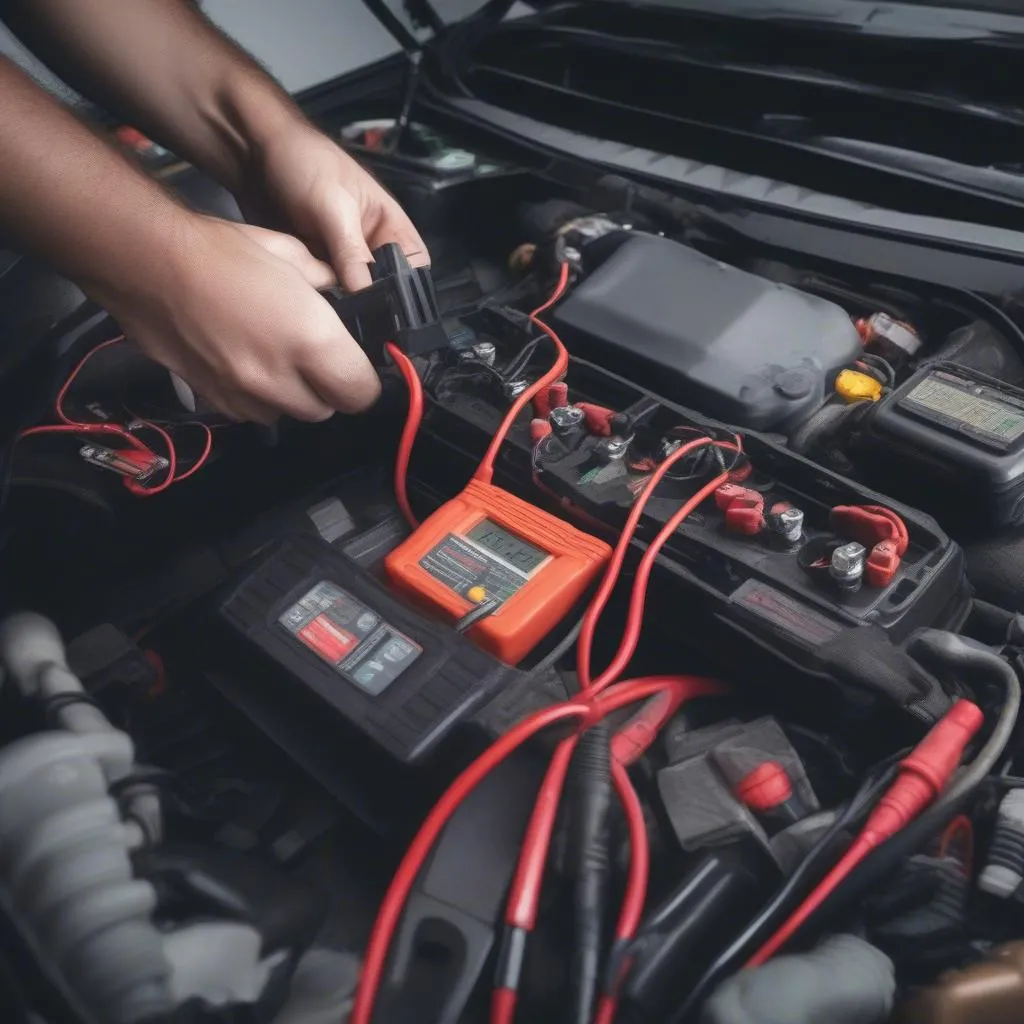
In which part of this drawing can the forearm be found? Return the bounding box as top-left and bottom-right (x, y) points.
(0, 0), (305, 193)
(0, 58), (192, 308)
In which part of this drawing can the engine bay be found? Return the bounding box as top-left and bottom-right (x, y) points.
(6, 108), (1024, 1024)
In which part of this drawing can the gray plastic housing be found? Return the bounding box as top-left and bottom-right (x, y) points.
(552, 233), (862, 430)
(701, 934), (895, 1024)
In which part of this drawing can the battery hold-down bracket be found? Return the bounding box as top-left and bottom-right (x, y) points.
(319, 242), (448, 364)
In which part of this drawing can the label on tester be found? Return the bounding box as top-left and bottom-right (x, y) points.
(418, 519), (550, 605)
(279, 581), (422, 696)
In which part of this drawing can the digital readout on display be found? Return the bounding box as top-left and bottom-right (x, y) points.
(907, 375), (1024, 443)
(465, 519), (548, 574)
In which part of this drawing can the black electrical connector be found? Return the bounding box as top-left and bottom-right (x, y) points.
(319, 242), (448, 364)
(567, 720), (613, 1024)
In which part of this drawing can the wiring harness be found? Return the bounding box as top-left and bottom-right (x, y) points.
(356, 261), (1018, 1024)
(18, 336), (213, 496)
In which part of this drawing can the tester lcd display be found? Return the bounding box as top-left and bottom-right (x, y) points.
(384, 480), (612, 664)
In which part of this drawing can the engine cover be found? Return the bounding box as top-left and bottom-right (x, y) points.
(552, 233), (862, 430)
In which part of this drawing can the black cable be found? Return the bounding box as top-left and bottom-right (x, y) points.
(854, 363), (888, 386)
(501, 336), (544, 383)
(568, 720), (613, 1024)
(906, 632), (1022, 805)
(858, 352), (896, 387)
(454, 597), (502, 633)
(991, 775), (1024, 789)
(662, 427), (742, 481)
(672, 760), (902, 1023)
(388, 51), (423, 154)
(528, 617), (584, 678)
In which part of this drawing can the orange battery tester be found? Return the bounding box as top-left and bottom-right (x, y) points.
(384, 479), (611, 664)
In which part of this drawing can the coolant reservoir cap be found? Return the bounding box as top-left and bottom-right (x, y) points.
(836, 369), (883, 403)
(774, 368), (815, 400)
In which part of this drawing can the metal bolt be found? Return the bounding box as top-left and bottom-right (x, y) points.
(595, 435), (631, 462)
(549, 404), (585, 436)
(830, 542), (866, 590)
(561, 245), (582, 266)
(660, 438), (682, 460)
(504, 379), (529, 399)
(769, 507), (804, 547)
(471, 341), (496, 366)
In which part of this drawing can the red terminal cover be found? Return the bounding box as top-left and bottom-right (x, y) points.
(547, 381), (569, 411)
(533, 381), (569, 421)
(831, 504), (909, 587)
(576, 402), (616, 437)
(830, 505), (909, 555)
(866, 540), (901, 588)
(715, 484), (766, 535)
(530, 418), (553, 445)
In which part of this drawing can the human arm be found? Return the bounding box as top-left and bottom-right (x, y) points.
(1, 0), (428, 290)
(0, 56), (380, 422)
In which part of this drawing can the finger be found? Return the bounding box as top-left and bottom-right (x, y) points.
(365, 197), (430, 269)
(300, 311), (382, 414)
(234, 224), (338, 289)
(275, 383), (337, 423)
(233, 375), (336, 424)
(280, 248), (336, 290)
(205, 390), (280, 426)
(316, 186), (375, 293)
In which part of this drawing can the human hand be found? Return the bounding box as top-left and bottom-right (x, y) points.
(243, 122), (428, 291)
(99, 215), (380, 424)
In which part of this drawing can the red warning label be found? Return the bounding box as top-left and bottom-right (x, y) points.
(297, 615), (358, 662)
(279, 580), (422, 696)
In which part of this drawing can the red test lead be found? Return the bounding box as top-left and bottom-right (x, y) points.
(747, 699), (984, 967)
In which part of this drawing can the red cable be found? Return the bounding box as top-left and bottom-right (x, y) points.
(592, 760), (649, 1024)
(491, 987), (518, 1024)
(351, 699), (590, 1024)
(590, 466), (731, 693)
(352, 677), (716, 1024)
(505, 736), (578, 930)
(746, 836), (872, 969)
(55, 335), (125, 425)
(610, 760), (650, 942)
(19, 422), (152, 452)
(475, 263), (571, 486)
(577, 437), (732, 689)
(170, 422), (214, 483)
(385, 342), (425, 529)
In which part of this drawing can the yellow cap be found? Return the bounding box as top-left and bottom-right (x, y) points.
(835, 369), (883, 403)
(467, 585), (488, 604)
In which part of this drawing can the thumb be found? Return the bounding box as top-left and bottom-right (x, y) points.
(318, 187), (374, 292)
